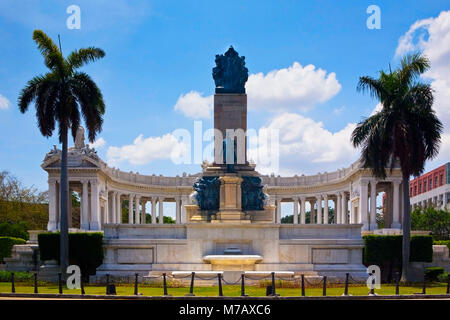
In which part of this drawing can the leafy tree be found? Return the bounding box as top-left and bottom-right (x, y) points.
(18, 30), (105, 274)
(351, 53), (443, 281)
(411, 207), (450, 240)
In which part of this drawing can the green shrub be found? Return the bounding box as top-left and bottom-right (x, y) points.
(410, 235), (433, 262)
(0, 270), (33, 282)
(38, 232), (103, 279)
(437, 272), (449, 283)
(0, 236), (26, 262)
(425, 267), (445, 281)
(363, 235), (434, 282)
(0, 222), (29, 241)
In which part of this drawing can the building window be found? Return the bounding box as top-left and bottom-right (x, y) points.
(430, 179), (433, 189)
(424, 181), (427, 192)
(440, 175), (443, 186)
(410, 187), (413, 196)
(419, 183), (422, 193)
(435, 176), (438, 188)
(414, 185), (417, 195)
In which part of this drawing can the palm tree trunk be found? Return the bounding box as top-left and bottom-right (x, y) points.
(60, 125), (69, 277)
(401, 172), (411, 282)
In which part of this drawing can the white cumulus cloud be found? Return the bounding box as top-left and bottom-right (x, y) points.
(89, 137), (106, 149)
(246, 62), (341, 112)
(106, 133), (187, 166)
(174, 61), (341, 119)
(0, 94), (10, 110)
(174, 91), (213, 119)
(394, 10), (450, 169)
(249, 113), (359, 175)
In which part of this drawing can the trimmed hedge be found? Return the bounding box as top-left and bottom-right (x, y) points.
(363, 235), (433, 282)
(363, 235), (433, 265)
(38, 232), (103, 279)
(0, 270), (33, 282)
(0, 236), (26, 262)
(425, 267), (445, 281)
(0, 222), (29, 241)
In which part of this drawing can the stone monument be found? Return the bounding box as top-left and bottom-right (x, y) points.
(185, 46), (274, 224)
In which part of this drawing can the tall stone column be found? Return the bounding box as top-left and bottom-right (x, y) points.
(342, 192), (348, 224)
(300, 197), (306, 224)
(335, 194), (341, 224)
(310, 200), (316, 224)
(141, 200), (146, 224)
(116, 193), (122, 224)
(276, 197), (282, 224)
(175, 196), (181, 224)
(392, 181), (401, 228)
(80, 180), (89, 230)
(89, 180), (100, 230)
(359, 181), (369, 230)
(110, 192), (116, 224)
(103, 191), (108, 225)
(293, 197), (299, 224)
(369, 180), (378, 230)
(151, 197), (157, 224)
(323, 195), (329, 224)
(316, 195), (322, 224)
(47, 180), (58, 231)
(128, 194), (134, 224)
(135, 195), (141, 224)
(159, 197), (164, 224)
(181, 195), (188, 224)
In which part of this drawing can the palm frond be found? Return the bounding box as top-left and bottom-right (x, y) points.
(67, 47), (105, 70)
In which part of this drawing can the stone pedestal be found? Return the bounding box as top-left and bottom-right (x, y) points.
(214, 175), (250, 223)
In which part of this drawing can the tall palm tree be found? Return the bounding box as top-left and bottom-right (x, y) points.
(351, 53), (442, 281)
(18, 30), (105, 275)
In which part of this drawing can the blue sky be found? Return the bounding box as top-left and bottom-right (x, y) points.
(0, 0), (449, 193)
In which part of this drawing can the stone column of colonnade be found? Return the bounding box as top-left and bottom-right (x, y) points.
(104, 193), (186, 225)
(283, 193), (351, 225)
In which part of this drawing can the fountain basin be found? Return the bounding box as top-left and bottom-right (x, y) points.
(203, 255), (263, 271)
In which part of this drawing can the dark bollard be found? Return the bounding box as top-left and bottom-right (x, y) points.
(81, 276), (85, 295)
(241, 273), (247, 297)
(134, 273), (139, 295)
(34, 272), (38, 294)
(322, 276), (327, 296)
(271, 272), (276, 296)
(369, 276), (375, 295)
(163, 273), (169, 296)
(11, 272), (15, 293)
(265, 286), (272, 296)
(186, 272), (195, 296)
(301, 274), (305, 297)
(344, 273), (349, 296)
(106, 274), (116, 295)
(218, 273), (223, 296)
(395, 273), (400, 295)
(447, 274), (449, 295)
(58, 272), (63, 294)
(422, 273), (426, 295)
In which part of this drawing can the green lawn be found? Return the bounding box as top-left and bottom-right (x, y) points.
(0, 282), (448, 297)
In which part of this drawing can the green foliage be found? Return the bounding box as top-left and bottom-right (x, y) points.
(437, 272), (449, 283)
(363, 235), (434, 264)
(0, 222), (29, 240)
(0, 270), (34, 282)
(0, 236), (26, 262)
(410, 235), (433, 262)
(281, 215), (293, 224)
(425, 267), (445, 281)
(363, 235), (403, 265)
(411, 207), (450, 240)
(38, 232), (103, 278)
